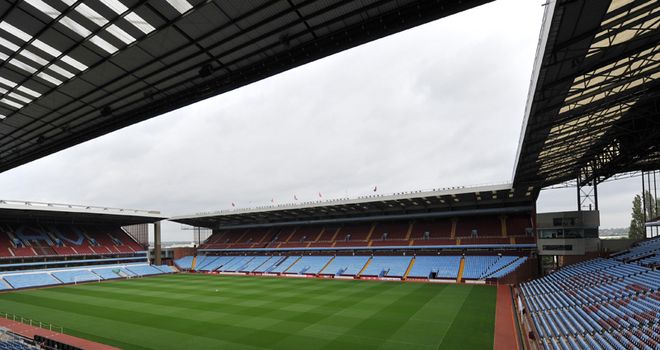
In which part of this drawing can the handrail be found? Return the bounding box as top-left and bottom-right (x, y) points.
(1, 312), (64, 334)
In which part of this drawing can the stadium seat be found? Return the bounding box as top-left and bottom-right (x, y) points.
(360, 256), (412, 277)
(125, 265), (163, 276)
(51, 270), (101, 283)
(2, 273), (61, 289)
(285, 256), (333, 275)
(407, 256), (462, 279)
(519, 257), (660, 349)
(174, 256), (195, 270)
(320, 256), (370, 276)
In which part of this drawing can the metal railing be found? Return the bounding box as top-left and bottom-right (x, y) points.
(1, 312), (64, 334)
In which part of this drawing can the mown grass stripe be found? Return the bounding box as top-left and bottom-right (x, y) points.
(0, 274), (496, 350)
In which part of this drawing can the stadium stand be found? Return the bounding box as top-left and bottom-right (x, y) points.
(126, 265), (163, 276)
(318, 256), (371, 276)
(360, 256), (412, 277)
(0, 223), (144, 259)
(269, 256), (300, 274)
(174, 256), (194, 270)
(519, 257), (660, 350)
(179, 253), (528, 282)
(0, 328), (41, 350)
(239, 256), (270, 272)
(254, 256), (286, 273)
(612, 236), (660, 267)
(2, 273), (60, 289)
(462, 256), (501, 280)
(220, 256), (254, 272)
(407, 256), (462, 279)
(198, 215), (534, 251)
(0, 263), (173, 290)
(198, 256), (234, 271)
(285, 256), (333, 275)
(51, 270), (100, 284)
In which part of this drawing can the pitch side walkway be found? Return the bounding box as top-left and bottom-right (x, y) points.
(0, 318), (120, 350)
(494, 285), (519, 350)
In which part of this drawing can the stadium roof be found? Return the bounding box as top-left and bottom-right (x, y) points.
(0, 199), (164, 225)
(170, 183), (534, 229)
(513, 0), (659, 188)
(0, 0), (492, 173)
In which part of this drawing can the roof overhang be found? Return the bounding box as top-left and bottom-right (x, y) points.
(170, 183), (535, 229)
(0, 0), (492, 173)
(0, 199), (165, 225)
(513, 0), (660, 188)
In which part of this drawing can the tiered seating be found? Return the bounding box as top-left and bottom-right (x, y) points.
(462, 256), (499, 279)
(455, 216), (501, 237)
(320, 256), (370, 276)
(0, 263), (171, 290)
(310, 226), (339, 246)
(174, 256), (194, 269)
(220, 256), (254, 272)
(198, 214), (535, 250)
(269, 256), (300, 273)
(91, 267), (125, 279)
(285, 256), (333, 275)
(3, 273), (60, 289)
(369, 222), (410, 246)
(360, 256), (412, 277)
(254, 256), (286, 273)
(506, 214), (532, 236)
(407, 256), (461, 279)
(198, 256), (234, 271)
(125, 265), (164, 276)
(154, 265), (176, 273)
(614, 236), (660, 267)
(487, 257), (527, 278)
(0, 223), (144, 258)
(238, 256), (270, 272)
(0, 329), (41, 350)
(193, 256), (214, 270)
(520, 258), (660, 350)
(411, 219), (452, 239)
(52, 270), (100, 283)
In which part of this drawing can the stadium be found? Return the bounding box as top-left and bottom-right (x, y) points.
(0, 0), (658, 349)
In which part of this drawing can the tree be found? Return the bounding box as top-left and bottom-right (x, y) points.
(629, 194), (645, 239)
(629, 191), (660, 239)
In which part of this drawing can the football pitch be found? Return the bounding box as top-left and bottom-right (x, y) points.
(0, 274), (497, 350)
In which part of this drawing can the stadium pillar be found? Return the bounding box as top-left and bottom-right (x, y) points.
(154, 221), (162, 265)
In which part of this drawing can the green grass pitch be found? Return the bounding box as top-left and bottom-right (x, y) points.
(0, 274), (497, 350)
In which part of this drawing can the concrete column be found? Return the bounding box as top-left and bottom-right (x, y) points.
(154, 221), (162, 265)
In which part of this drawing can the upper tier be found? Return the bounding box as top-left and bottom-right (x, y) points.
(200, 214), (535, 250)
(0, 223), (144, 259)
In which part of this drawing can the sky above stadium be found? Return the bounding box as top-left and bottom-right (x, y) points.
(0, 0), (643, 240)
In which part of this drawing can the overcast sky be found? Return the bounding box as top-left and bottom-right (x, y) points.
(0, 0), (643, 240)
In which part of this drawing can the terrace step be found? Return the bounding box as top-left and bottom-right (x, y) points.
(357, 257), (372, 277)
(456, 257), (465, 283)
(403, 257), (415, 280)
(317, 256), (335, 275)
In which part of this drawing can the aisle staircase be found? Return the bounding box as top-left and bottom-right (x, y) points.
(318, 256), (335, 275)
(284, 256), (302, 272)
(456, 257), (465, 283)
(402, 257), (415, 280)
(191, 256), (197, 271)
(357, 257), (372, 277)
